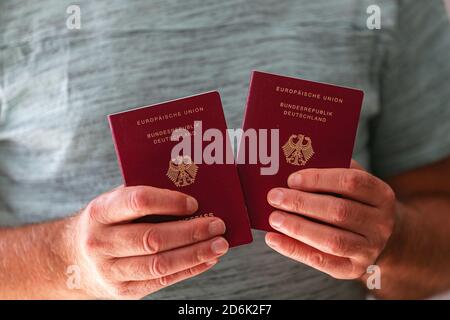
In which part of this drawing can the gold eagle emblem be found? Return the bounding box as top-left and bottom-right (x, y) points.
(166, 155), (198, 187)
(282, 134), (314, 166)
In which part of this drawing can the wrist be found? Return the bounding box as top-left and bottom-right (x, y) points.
(376, 201), (409, 268)
(358, 201), (406, 281)
(56, 215), (79, 268)
(52, 213), (93, 299)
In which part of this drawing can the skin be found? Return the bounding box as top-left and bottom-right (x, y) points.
(266, 157), (450, 299)
(0, 186), (229, 299)
(0, 158), (449, 299)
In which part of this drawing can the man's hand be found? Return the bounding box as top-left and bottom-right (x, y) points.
(70, 185), (228, 299)
(265, 161), (396, 279)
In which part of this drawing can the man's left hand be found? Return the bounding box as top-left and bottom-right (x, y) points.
(265, 160), (397, 279)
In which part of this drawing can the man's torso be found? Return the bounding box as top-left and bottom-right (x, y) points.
(0, 0), (398, 299)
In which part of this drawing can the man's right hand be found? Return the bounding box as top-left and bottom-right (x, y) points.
(69, 185), (228, 299)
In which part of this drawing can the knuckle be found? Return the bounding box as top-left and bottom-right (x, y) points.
(148, 255), (167, 278)
(114, 283), (132, 298)
(115, 281), (158, 299)
(327, 234), (348, 255)
(291, 193), (305, 213)
(190, 224), (204, 243)
(333, 202), (350, 224)
(307, 252), (326, 269)
(158, 276), (169, 287)
(128, 189), (148, 212)
(341, 172), (361, 193)
(86, 200), (103, 223)
(308, 171), (321, 187)
(173, 192), (189, 210)
(367, 234), (383, 252)
(106, 260), (121, 279)
(185, 265), (203, 278)
(284, 240), (305, 262)
(374, 215), (395, 243)
(113, 283), (141, 300)
(290, 220), (302, 236)
(383, 185), (396, 204)
(387, 219), (395, 237)
(143, 227), (161, 254)
(285, 241), (300, 259)
(351, 264), (367, 279)
(195, 246), (208, 263)
(84, 235), (102, 252)
(379, 222), (394, 241)
(364, 247), (380, 265)
(185, 268), (196, 278)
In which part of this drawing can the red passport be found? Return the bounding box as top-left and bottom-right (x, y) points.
(238, 71), (364, 232)
(108, 92), (253, 247)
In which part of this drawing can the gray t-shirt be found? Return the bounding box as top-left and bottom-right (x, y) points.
(1, 0), (449, 299)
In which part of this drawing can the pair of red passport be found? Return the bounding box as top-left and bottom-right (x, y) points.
(108, 71), (364, 248)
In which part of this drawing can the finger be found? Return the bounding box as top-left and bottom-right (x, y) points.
(287, 168), (392, 206)
(118, 260), (218, 298)
(98, 217), (226, 257)
(265, 233), (363, 279)
(267, 188), (377, 234)
(268, 211), (369, 258)
(88, 185), (198, 224)
(109, 236), (229, 281)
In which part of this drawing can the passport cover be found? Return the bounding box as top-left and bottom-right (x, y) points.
(238, 71), (364, 232)
(108, 92), (253, 247)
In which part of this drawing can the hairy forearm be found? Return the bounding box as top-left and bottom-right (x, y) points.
(371, 193), (450, 299)
(0, 216), (84, 299)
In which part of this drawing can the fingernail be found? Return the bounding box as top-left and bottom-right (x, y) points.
(206, 259), (218, 267)
(265, 234), (279, 248)
(288, 173), (301, 186)
(270, 212), (285, 228)
(209, 220), (226, 236)
(268, 189), (284, 206)
(211, 238), (229, 255)
(186, 196), (198, 212)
